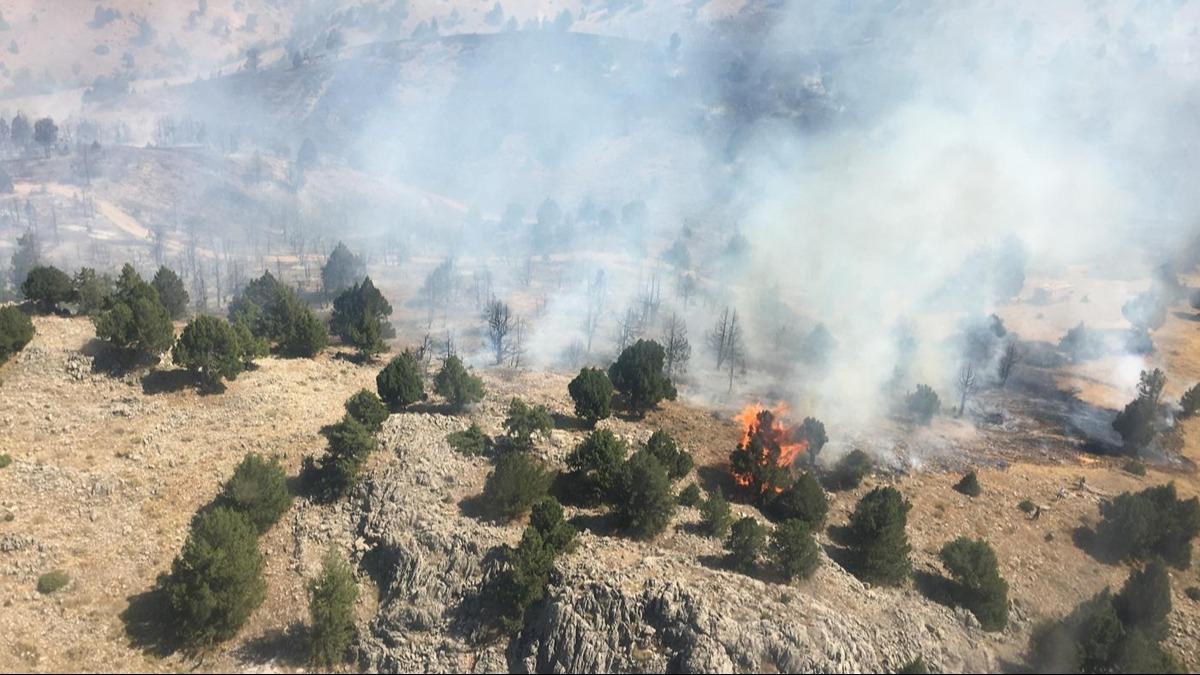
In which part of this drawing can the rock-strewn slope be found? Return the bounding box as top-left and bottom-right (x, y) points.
(350, 411), (1005, 674)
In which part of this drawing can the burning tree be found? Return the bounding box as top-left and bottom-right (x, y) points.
(729, 406), (806, 498)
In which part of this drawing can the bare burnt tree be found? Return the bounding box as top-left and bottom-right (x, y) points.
(997, 339), (1024, 387)
(442, 331), (457, 361)
(584, 269), (606, 353)
(485, 298), (513, 365)
(508, 317), (528, 368)
(662, 312), (691, 378)
(725, 316), (746, 393)
(708, 307), (740, 370)
(472, 268), (493, 310)
(615, 304), (643, 353)
(192, 266), (208, 312)
(421, 257), (455, 327)
(639, 274), (661, 327)
(957, 363), (977, 417)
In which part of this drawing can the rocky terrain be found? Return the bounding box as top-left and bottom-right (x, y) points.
(5, 307), (1200, 672)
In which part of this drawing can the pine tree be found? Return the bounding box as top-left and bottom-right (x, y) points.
(848, 486), (912, 586)
(163, 507), (266, 648)
(307, 549), (359, 668)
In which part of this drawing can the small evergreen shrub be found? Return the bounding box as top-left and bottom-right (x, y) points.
(481, 452), (552, 522)
(447, 423), (492, 457)
(308, 549), (359, 668)
(725, 516), (767, 575)
(344, 389), (388, 432)
(376, 350), (424, 409)
(954, 471), (982, 497)
(37, 569), (70, 594)
(769, 519), (821, 582)
(568, 366), (613, 426)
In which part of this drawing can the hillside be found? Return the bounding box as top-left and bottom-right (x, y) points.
(2, 306), (1200, 671)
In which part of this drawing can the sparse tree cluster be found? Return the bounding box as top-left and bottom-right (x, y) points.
(481, 451), (553, 521)
(320, 241), (365, 297)
(229, 271), (327, 358)
(487, 497), (576, 631)
(905, 384), (940, 425)
(330, 276), (393, 358)
(21, 265), (74, 313)
(433, 355), (484, 411)
(344, 388), (388, 432)
(162, 451), (292, 649)
(1030, 561), (1179, 673)
(1095, 482), (1200, 568)
(93, 264), (175, 363)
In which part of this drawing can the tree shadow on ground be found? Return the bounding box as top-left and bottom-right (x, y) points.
(405, 401), (458, 416)
(332, 350), (382, 366)
(141, 368), (217, 395)
(695, 464), (738, 499)
(82, 339), (156, 378)
(567, 512), (621, 538)
(820, 542), (863, 580)
(458, 493), (502, 524)
(1071, 525), (1121, 565)
(550, 412), (591, 432)
(913, 569), (958, 610)
(235, 621), (309, 667)
(120, 585), (182, 658)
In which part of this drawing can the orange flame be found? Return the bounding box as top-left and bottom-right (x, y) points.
(731, 403), (807, 492)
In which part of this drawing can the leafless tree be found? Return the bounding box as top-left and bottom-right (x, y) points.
(508, 317), (528, 368)
(997, 340), (1024, 387)
(639, 274), (661, 327)
(421, 257), (455, 327)
(615, 304), (643, 353)
(676, 272), (696, 308)
(485, 298), (513, 365)
(708, 307), (740, 370)
(957, 363), (977, 417)
(584, 269), (606, 353)
(662, 312), (691, 378)
(472, 268), (493, 310)
(192, 267), (208, 312)
(725, 317), (745, 393)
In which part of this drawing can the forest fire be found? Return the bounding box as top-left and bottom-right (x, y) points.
(730, 404), (807, 492)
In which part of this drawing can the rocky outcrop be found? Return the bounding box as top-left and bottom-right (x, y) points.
(512, 567), (996, 674)
(352, 412), (1008, 674)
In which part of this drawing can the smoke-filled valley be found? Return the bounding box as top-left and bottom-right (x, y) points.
(4, 1), (1200, 673)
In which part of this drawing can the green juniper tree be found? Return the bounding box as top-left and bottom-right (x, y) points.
(308, 549), (359, 668)
(848, 486), (912, 586)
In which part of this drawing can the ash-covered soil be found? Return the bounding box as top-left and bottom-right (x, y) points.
(2, 315), (1200, 672)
